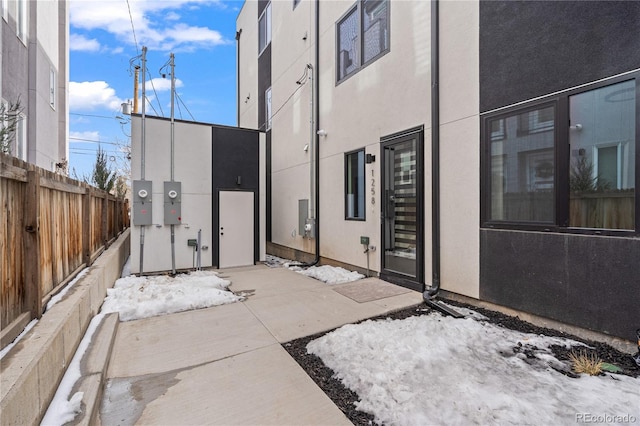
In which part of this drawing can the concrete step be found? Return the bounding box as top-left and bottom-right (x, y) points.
(69, 312), (119, 426)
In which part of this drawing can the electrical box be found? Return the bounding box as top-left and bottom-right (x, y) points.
(132, 180), (152, 225)
(164, 181), (182, 225)
(304, 218), (316, 239)
(360, 236), (370, 245)
(298, 199), (309, 236)
(187, 239), (197, 247)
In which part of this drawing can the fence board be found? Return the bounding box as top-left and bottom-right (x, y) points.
(1, 153), (128, 329)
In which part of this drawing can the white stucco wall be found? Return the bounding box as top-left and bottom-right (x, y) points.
(265, 0), (430, 271)
(439, 0), (480, 298)
(237, 0), (259, 128)
(130, 117), (214, 274)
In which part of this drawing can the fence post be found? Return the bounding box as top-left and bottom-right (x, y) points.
(82, 187), (91, 266)
(101, 194), (108, 247)
(24, 170), (42, 319)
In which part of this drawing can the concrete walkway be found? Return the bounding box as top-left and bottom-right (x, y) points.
(98, 265), (423, 425)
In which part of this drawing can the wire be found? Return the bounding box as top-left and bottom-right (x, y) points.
(146, 69), (165, 117)
(144, 95), (160, 116)
(70, 112), (118, 120)
(69, 137), (124, 147)
(176, 94), (183, 120)
(175, 92), (195, 121)
(258, 77), (307, 131)
(126, 0), (139, 55)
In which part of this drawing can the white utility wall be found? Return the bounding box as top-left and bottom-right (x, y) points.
(130, 116), (214, 274)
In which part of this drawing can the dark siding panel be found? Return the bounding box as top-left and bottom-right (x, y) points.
(480, 229), (640, 341)
(480, 1), (640, 112)
(211, 126), (261, 267)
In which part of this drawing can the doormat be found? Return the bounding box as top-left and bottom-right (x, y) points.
(333, 278), (411, 303)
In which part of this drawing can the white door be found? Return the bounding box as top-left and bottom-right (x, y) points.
(219, 191), (254, 268)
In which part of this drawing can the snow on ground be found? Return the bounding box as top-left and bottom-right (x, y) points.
(264, 255), (364, 285)
(100, 270), (243, 321)
(307, 312), (640, 426)
(41, 314), (106, 426)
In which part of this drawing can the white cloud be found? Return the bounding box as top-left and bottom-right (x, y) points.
(70, 130), (101, 142)
(69, 0), (230, 52)
(70, 81), (123, 111)
(70, 33), (101, 52)
(145, 77), (184, 92)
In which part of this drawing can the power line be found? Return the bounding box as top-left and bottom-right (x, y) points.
(126, 0), (139, 55)
(69, 137), (125, 147)
(258, 77), (307, 131)
(70, 112), (119, 120)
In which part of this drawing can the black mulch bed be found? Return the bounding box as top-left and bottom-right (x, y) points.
(282, 299), (639, 426)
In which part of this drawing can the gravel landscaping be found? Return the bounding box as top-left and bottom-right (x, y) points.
(283, 299), (639, 426)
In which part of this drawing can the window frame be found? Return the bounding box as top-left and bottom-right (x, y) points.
(258, 2), (271, 57)
(481, 72), (640, 236)
(49, 67), (56, 110)
(344, 148), (366, 221)
(265, 86), (272, 131)
(335, 0), (390, 85)
(16, 0), (27, 43)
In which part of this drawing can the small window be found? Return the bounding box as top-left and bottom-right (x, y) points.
(345, 149), (365, 220)
(17, 0), (27, 42)
(336, 0), (390, 83)
(265, 87), (272, 130)
(258, 3), (271, 55)
(49, 67), (56, 109)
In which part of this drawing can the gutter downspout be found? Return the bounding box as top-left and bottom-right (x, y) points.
(427, 0), (441, 299)
(293, 0), (321, 268)
(236, 29), (242, 126)
(423, 0), (463, 318)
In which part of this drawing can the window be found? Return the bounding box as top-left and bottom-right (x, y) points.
(265, 87), (272, 130)
(345, 149), (365, 220)
(483, 75), (637, 233)
(50, 67), (56, 109)
(17, 0), (27, 42)
(2, 0), (8, 22)
(336, 0), (389, 83)
(258, 3), (271, 55)
(15, 113), (26, 161)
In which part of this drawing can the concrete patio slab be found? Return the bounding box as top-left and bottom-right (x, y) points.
(226, 265), (327, 299)
(243, 287), (395, 343)
(107, 302), (276, 378)
(102, 344), (352, 426)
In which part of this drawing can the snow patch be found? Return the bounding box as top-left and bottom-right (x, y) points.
(264, 255), (364, 285)
(100, 270), (243, 321)
(307, 313), (640, 425)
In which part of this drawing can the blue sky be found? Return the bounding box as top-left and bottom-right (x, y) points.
(68, 0), (242, 179)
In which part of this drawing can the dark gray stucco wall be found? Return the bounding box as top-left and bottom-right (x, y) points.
(480, 1), (640, 112)
(211, 126), (260, 267)
(480, 230), (640, 341)
(479, 1), (640, 341)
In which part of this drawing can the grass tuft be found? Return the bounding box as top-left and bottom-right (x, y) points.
(569, 349), (603, 376)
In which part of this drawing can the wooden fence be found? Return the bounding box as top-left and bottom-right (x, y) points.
(1, 154), (129, 329)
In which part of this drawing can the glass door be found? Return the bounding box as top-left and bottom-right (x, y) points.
(381, 131), (422, 290)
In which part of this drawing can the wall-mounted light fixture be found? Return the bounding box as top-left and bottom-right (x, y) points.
(570, 123), (583, 131)
(366, 153), (376, 164)
(317, 129), (327, 137)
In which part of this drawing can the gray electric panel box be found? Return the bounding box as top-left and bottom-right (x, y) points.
(298, 199), (308, 236)
(132, 180), (153, 225)
(164, 181), (182, 225)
